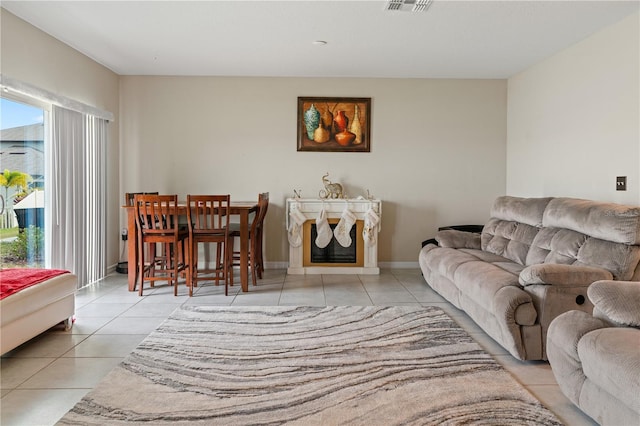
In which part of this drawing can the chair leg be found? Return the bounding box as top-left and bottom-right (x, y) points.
(147, 243), (153, 288)
(170, 241), (175, 296)
(222, 241), (233, 296)
(215, 243), (224, 287)
(192, 243), (198, 290)
(255, 229), (264, 279)
(227, 240), (234, 290)
(172, 241), (179, 297)
(228, 237), (235, 287)
(250, 238), (257, 286)
(189, 241), (196, 297)
(138, 238), (145, 296)
(177, 239), (187, 296)
(149, 243), (157, 287)
(181, 239), (190, 297)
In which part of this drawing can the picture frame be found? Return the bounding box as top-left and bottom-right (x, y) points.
(297, 97), (371, 152)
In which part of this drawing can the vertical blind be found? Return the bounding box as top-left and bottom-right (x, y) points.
(50, 105), (107, 287)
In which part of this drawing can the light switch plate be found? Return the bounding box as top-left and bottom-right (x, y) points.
(616, 176), (627, 191)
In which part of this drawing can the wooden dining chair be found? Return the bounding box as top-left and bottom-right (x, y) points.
(126, 192), (160, 287)
(229, 192), (269, 287)
(134, 194), (189, 296)
(125, 192), (158, 207)
(186, 195), (232, 296)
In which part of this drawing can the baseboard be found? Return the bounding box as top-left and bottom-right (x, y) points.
(264, 261), (419, 270)
(378, 261), (419, 269)
(107, 261), (419, 275)
(265, 261), (290, 269)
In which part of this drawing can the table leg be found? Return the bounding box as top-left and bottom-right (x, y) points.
(127, 208), (136, 291)
(240, 210), (249, 292)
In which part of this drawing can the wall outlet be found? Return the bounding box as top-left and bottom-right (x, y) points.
(121, 228), (128, 241)
(616, 176), (627, 191)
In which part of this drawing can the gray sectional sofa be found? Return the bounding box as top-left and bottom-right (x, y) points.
(547, 279), (640, 425)
(419, 196), (640, 361)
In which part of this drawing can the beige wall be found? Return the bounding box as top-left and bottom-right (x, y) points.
(120, 77), (507, 266)
(507, 12), (640, 205)
(1, 9), (121, 270)
(14, 7), (637, 270)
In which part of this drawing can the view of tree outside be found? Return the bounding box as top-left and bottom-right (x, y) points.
(0, 97), (46, 268)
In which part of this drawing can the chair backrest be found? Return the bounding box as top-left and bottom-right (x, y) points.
(125, 192), (158, 206)
(186, 195), (230, 236)
(134, 194), (180, 235)
(252, 192), (270, 233)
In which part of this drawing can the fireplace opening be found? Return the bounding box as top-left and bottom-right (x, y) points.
(302, 219), (365, 267)
(310, 223), (356, 263)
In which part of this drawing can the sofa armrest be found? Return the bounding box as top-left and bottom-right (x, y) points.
(549, 310), (609, 357)
(519, 264), (613, 287)
(546, 310), (609, 404)
(435, 230), (481, 249)
(588, 280), (640, 327)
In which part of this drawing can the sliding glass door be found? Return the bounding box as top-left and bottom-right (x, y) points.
(0, 96), (48, 268)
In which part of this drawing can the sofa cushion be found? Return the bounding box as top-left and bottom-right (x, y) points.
(458, 248), (513, 264)
(579, 327), (640, 415)
(490, 196), (553, 227)
(588, 280), (640, 327)
(436, 230), (481, 249)
(526, 228), (588, 265)
(543, 197), (640, 245)
(576, 238), (640, 281)
(422, 247), (525, 315)
(482, 219), (540, 265)
(458, 249), (526, 275)
(454, 261), (521, 313)
(492, 261), (526, 275)
(527, 227), (640, 281)
(479, 196), (552, 266)
(422, 247), (481, 282)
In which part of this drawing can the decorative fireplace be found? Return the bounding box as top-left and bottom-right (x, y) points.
(286, 198), (381, 274)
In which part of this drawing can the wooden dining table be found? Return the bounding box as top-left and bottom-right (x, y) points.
(123, 201), (259, 293)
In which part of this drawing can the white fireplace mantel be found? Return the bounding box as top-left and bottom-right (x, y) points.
(286, 198), (381, 275)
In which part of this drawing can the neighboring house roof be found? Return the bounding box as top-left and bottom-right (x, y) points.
(0, 145), (44, 178)
(0, 123), (44, 142)
(0, 124), (44, 180)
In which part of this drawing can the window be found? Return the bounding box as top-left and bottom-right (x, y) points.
(1, 86), (109, 287)
(0, 96), (48, 268)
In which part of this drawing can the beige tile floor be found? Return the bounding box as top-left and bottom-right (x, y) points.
(1, 269), (597, 426)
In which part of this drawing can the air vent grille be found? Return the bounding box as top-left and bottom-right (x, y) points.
(386, 0), (404, 11)
(412, 0), (432, 12)
(385, 0), (433, 12)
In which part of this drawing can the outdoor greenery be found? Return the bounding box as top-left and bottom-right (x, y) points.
(0, 169), (33, 229)
(0, 169), (32, 202)
(0, 225), (45, 268)
(0, 227), (19, 239)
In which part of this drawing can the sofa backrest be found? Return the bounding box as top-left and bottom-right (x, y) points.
(525, 198), (640, 280)
(481, 196), (553, 265)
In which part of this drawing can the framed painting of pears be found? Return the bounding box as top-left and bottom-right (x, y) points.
(297, 97), (371, 152)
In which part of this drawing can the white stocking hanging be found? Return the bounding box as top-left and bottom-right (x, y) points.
(315, 208), (333, 249)
(334, 207), (357, 247)
(287, 208), (306, 247)
(363, 207), (379, 246)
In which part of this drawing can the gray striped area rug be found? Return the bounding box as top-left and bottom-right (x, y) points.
(58, 305), (561, 425)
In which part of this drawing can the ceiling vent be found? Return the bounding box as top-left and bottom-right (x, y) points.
(385, 0), (433, 12)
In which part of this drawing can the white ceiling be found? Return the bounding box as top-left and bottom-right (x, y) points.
(3, 0), (639, 79)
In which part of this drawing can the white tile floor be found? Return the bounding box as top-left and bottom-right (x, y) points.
(1, 269), (597, 426)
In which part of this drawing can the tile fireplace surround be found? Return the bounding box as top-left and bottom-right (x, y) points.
(286, 198), (381, 274)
